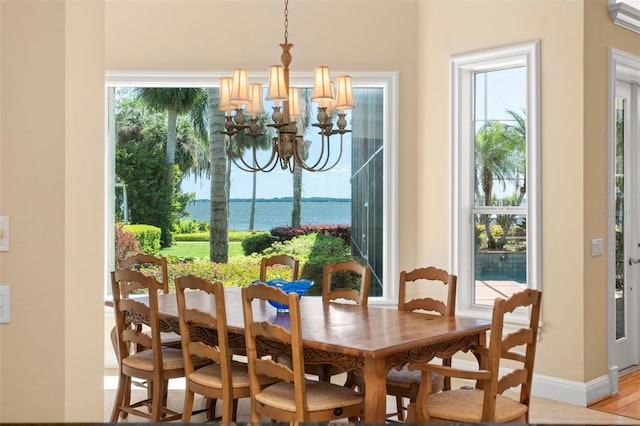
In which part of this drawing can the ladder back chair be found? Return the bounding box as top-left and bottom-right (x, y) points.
(110, 268), (209, 422)
(407, 288), (542, 423)
(259, 254), (300, 282)
(313, 259), (371, 385)
(242, 283), (365, 423)
(111, 254), (179, 414)
(119, 253), (170, 293)
(176, 275), (276, 422)
(386, 266), (457, 420)
(322, 259), (371, 308)
(116, 254), (179, 350)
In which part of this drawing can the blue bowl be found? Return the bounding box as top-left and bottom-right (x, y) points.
(258, 278), (314, 313)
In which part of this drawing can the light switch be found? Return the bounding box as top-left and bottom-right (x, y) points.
(0, 216), (9, 252)
(592, 238), (603, 257)
(0, 285), (10, 324)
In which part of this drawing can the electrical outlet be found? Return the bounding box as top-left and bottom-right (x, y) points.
(0, 285), (10, 324)
(592, 238), (603, 257)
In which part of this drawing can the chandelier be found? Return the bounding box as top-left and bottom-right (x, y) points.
(218, 0), (355, 173)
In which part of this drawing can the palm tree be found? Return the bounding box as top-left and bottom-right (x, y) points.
(475, 120), (524, 248)
(136, 88), (208, 186)
(505, 109), (527, 205)
(208, 88), (229, 262)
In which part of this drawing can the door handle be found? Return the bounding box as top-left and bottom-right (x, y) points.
(629, 258), (640, 266)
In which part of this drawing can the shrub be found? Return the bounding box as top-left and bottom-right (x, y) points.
(229, 230), (256, 242)
(115, 223), (140, 266)
(174, 232), (209, 242)
(172, 230), (257, 243)
(241, 232), (274, 255)
(124, 224), (161, 255)
(166, 257), (261, 289)
(490, 224), (504, 238)
(158, 232), (359, 296)
(173, 218), (209, 234)
(270, 224), (351, 244)
(267, 233), (353, 296)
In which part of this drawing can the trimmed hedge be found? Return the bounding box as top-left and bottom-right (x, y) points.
(124, 224), (161, 255)
(270, 224), (351, 244)
(174, 232), (209, 242)
(241, 232), (273, 255)
(173, 230), (263, 243)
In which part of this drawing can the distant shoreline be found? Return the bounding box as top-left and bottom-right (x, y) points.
(190, 197), (351, 203)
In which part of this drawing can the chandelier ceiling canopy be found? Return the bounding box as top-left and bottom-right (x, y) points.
(219, 0), (355, 173)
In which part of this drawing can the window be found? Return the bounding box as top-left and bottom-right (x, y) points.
(104, 71), (398, 301)
(451, 41), (541, 321)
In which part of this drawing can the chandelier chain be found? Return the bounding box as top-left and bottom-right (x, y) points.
(283, 0), (289, 43)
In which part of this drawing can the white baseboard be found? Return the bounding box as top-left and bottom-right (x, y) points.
(531, 371), (610, 407)
(453, 359), (611, 407)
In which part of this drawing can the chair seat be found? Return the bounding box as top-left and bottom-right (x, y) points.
(189, 361), (277, 389)
(386, 366), (444, 393)
(255, 380), (364, 412)
(122, 347), (208, 371)
(425, 388), (528, 423)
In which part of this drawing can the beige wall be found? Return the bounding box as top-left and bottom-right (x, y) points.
(0, 0), (637, 421)
(583, 0), (640, 380)
(0, 0), (105, 422)
(420, 0), (588, 381)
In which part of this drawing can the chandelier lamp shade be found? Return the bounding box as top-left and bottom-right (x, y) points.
(219, 0), (355, 173)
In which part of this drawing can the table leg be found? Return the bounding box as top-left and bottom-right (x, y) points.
(362, 357), (387, 422)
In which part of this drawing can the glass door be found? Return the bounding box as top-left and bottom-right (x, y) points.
(612, 79), (640, 371)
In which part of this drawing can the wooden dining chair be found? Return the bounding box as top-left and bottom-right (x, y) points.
(176, 275), (276, 422)
(322, 259), (371, 307)
(311, 259), (371, 385)
(406, 288), (542, 423)
(110, 268), (209, 422)
(242, 283), (365, 423)
(113, 253), (180, 414)
(117, 253), (180, 349)
(119, 253), (170, 293)
(259, 254), (300, 282)
(386, 266), (457, 421)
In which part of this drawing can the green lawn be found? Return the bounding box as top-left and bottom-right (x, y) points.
(160, 241), (243, 259)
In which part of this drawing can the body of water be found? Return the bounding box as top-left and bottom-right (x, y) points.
(184, 199), (351, 231)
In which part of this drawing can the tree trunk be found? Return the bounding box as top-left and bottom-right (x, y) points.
(166, 107), (178, 186)
(482, 167), (496, 248)
(208, 88), (228, 262)
(292, 90), (313, 227)
(292, 165), (302, 227)
(249, 170), (257, 231)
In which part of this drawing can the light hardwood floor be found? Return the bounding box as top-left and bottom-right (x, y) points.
(590, 368), (640, 419)
(104, 372), (640, 423)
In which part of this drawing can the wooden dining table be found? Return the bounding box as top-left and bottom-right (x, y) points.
(147, 286), (490, 422)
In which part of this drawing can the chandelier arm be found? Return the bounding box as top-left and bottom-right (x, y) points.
(227, 134), (279, 172)
(251, 138), (280, 171)
(231, 157), (261, 173)
(294, 134), (344, 172)
(295, 133), (332, 171)
(228, 136), (260, 173)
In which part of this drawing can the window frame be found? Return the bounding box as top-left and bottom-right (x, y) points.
(451, 41), (541, 322)
(104, 71), (399, 304)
